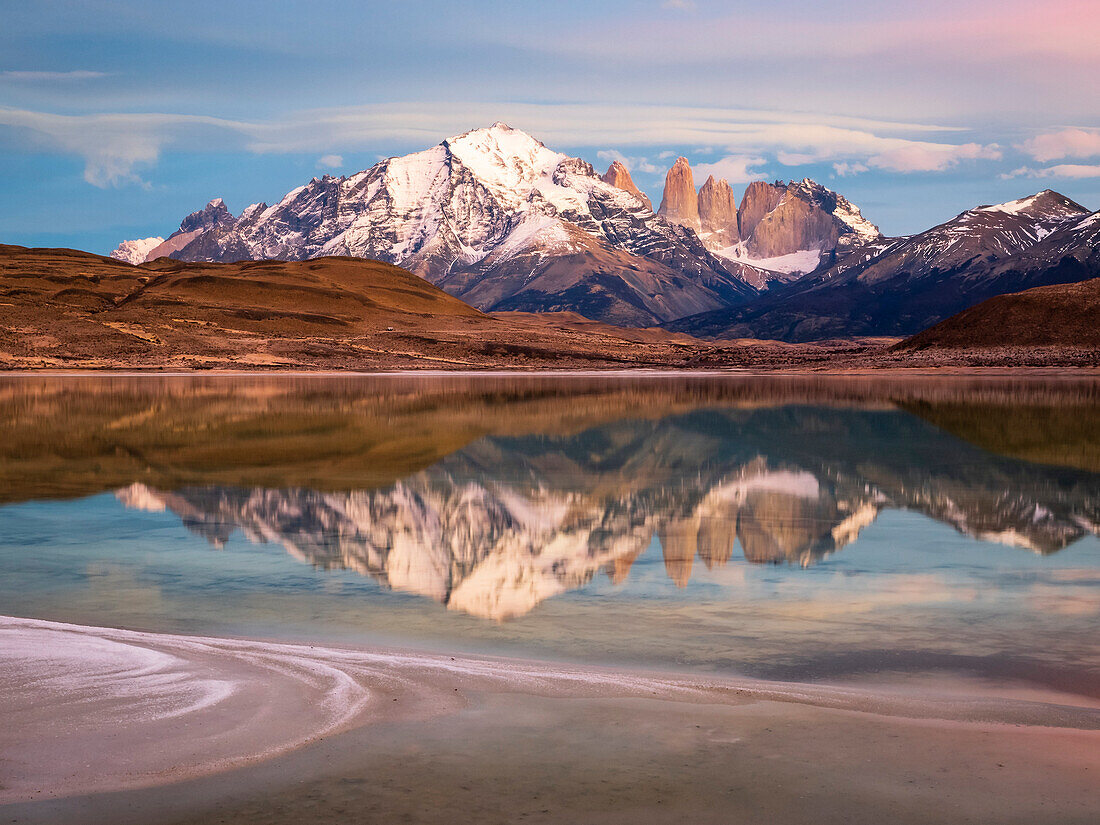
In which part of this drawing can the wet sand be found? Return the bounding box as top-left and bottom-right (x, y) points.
(3, 616), (1100, 823)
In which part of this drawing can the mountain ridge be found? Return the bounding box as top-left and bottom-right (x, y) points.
(109, 124), (1097, 341)
(113, 124), (761, 326)
(670, 190), (1098, 341)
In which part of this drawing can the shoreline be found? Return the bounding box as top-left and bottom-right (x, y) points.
(1, 366), (1099, 377)
(4, 615), (1100, 806)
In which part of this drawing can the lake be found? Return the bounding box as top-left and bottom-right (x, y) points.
(2, 373), (1099, 824)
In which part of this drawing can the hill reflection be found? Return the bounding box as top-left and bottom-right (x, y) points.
(114, 403), (1100, 620)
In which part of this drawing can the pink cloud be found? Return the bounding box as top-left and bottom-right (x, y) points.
(1003, 163), (1100, 179)
(1021, 129), (1100, 162)
(691, 155), (768, 184)
(868, 142), (1001, 173)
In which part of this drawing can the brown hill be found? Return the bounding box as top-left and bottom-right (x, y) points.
(0, 244), (829, 370)
(895, 277), (1100, 351)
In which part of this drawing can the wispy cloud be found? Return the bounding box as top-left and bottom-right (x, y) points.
(596, 149), (659, 174)
(1020, 128), (1100, 162)
(0, 108), (242, 186)
(833, 162), (869, 177)
(866, 142), (1002, 173)
(661, 0), (696, 10)
(1002, 164), (1100, 179)
(0, 102), (1008, 188)
(1, 70), (109, 81)
(691, 155), (768, 184)
(316, 153), (343, 169)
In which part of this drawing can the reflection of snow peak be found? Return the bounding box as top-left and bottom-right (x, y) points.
(116, 482), (168, 512)
(708, 470), (821, 502)
(114, 438), (1099, 619)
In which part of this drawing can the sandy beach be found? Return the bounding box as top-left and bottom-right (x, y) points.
(3, 615), (1100, 823)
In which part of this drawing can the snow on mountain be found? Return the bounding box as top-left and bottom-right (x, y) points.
(712, 245), (825, 286)
(110, 236), (164, 264)
(115, 124), (760, 326)
(787, 178), (880, 245)
(849, 189), (1091, 285)
(670, 189), (1095, 341)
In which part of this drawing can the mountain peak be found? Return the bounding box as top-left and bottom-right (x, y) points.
(179, 198), (235, 234)
(658, 156), (700, 231)
(601, 161), (653, 211)
(697, 176), (739, 246)
(440, 124), (564, 206)
(976, 190), (1087, 220)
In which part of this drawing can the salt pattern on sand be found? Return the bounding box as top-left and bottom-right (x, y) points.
(4, 615), (1100, 804)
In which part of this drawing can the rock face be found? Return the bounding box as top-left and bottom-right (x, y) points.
(651, 161), (880, 282)
(657, 157), (701, 233)
(737, 181), (786, 244)
(672, 190), (1096, 341)
(601, 161), (653, 211)
(697, 176), (740, 248)
(748, 193), (842, 258)
(111, 125), (758, 327)
(738, 179), (881, 261)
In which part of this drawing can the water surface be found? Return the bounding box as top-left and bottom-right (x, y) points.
(3, 373), (1098, 693)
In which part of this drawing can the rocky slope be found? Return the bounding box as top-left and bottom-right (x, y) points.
(744, 178), (880, 259)
(112, 124), (759, 327)
(738, 181), (786, 243)
(672, 191), (1097, 341)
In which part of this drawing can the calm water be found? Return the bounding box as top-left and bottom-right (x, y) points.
(2, 374), (1099, 691)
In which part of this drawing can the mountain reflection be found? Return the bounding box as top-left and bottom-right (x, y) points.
(115, 407), (1100, 621)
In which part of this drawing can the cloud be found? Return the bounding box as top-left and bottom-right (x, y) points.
(1002, 164), (1100, 179)
(692, 155), (768, 184)
(776, 152), (818, 166)
(0, 101), (1006, 188)
(866, 142), (1001, 172)
(596, 149), (659, 174)
(0, 70), (109, 81)
(833, 162), (869, 177)
(1020, 128), (1100, 162)
(0, 107), (243, 187)
(661, 0), (696, 9)
(316, 154), (343, 169)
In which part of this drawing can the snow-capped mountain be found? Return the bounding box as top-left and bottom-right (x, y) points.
(111, 236), (164, 265)
(113, 124), (760, 326)
(671, 190), (1095, 341)
(829, 189), (1090, 285)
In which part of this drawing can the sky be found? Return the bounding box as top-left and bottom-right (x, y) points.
(2, 0), (1099, 254)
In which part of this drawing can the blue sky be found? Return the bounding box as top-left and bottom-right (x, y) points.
(2, 0), (1099, 253)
